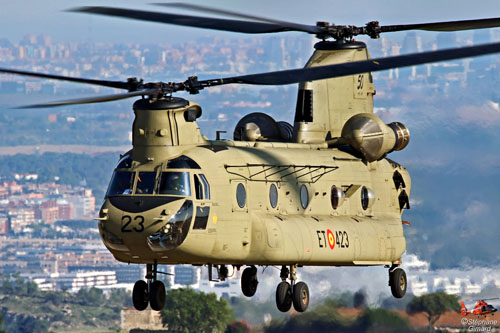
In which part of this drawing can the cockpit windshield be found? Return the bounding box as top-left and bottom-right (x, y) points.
(107, 171), (134, 196)
(116, 155), (132, 169)
(159, 172), (191, 196)
(136, 172), (156, 194)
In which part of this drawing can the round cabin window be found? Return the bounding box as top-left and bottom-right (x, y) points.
(269, 183), (278, 208)
(331, 185), (345, 210)
(361, 186), (375, 210)
(300, 185), (309, 209)
(236, 183), (246, 208)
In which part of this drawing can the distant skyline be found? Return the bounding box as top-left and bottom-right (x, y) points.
(1, 0), (500, 44)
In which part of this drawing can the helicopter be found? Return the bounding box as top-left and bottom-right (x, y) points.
(461, 299), (498, 318)
(1, 4), (500, 313)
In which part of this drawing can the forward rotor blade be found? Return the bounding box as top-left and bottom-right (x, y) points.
(200, 42), (500, 87)
(153, 3), (320, 34)
(0, 68), (129, 90)
(16, 89), (159, 109)
(70, 6), (306, 34)
(381, 17), (500, 33)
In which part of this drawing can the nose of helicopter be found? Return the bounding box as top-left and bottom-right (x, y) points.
(97, 195), (188, 254)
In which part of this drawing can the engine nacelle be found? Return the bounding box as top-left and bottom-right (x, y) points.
(341, 113), (409, 162)
(234, 112), (293, 142)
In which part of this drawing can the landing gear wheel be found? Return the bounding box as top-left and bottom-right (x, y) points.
(241, 266), (258, 297)
(149, 280), (166, 311)
(132, 280), (149, 311)
(276, 281), (292, 312)
(292, 282), (310, 312)
(390, 268), (407, 298)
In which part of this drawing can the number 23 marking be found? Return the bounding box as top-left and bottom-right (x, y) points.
(121, 215), (145, 233)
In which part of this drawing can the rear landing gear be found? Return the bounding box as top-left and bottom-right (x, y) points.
(276, 281), (292, 312)
(275, 265), (309, 312)
(133, 262), (166, 311)
(293, 281), (310, 312)
(389, 265), (407, 298)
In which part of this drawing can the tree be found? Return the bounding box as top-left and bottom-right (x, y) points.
(265, 298), (351, 333)
(356, 308), (411, 333)
(353, 289), (367, 308)
(407, 292), (460, 332)
(76, 287), (106, 306)
(107, 288), (132, 307)
(160, 288), (233, 332)
(0, 311), (5, 333)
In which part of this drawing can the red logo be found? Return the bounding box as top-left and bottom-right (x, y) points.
(327, 229), (335, 250)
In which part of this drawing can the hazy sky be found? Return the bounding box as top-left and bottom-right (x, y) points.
(1, 0), (499, 43)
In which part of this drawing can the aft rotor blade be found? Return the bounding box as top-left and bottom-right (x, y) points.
(0, 67), (129, 90)
(381, 17), (500, 33)
(16, 89), (159, 109)
(201, 42), (500, 87)
(70, 6), (309, 34)
(152, 2), (320, 34)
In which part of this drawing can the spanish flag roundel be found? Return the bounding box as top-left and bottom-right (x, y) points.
(327, 229), (335, 250)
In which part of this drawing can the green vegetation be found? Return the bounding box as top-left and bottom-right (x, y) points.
(160, 288), (233, 332)
(229, 297), (285, 327)
(407, 292), (460, 332)
(380, 293), (415, 310)
(0, 275), (465, 332)
(265, 297), (411, 333)
(0, 274), (130, 332)
(357, 308), (410, 333)
(0, 312), (5, 333)
(0, 106), (132, 146)
(0, 152), (117, 199)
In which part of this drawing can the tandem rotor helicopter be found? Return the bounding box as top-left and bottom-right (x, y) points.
(1, 4), (500, 313)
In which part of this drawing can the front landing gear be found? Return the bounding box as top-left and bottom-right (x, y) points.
(276, 265), (309, 312)
(389, 265), (407, 298)
(133, 262), (166, 311)
(241, 266), (258, 297)
(132, 280), (149, 311)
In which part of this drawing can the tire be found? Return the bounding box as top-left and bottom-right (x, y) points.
(390, 268), (407, 298)
(276, 281), (292, 312)
(150, 280), (166, 311)
(132, 280), (149, 311)
(292, 282), (310, 312)
(241, 266), (258, 297)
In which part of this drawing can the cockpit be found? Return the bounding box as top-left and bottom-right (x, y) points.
(106, 155), (209, 199)
(101, 154), (211, 253)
